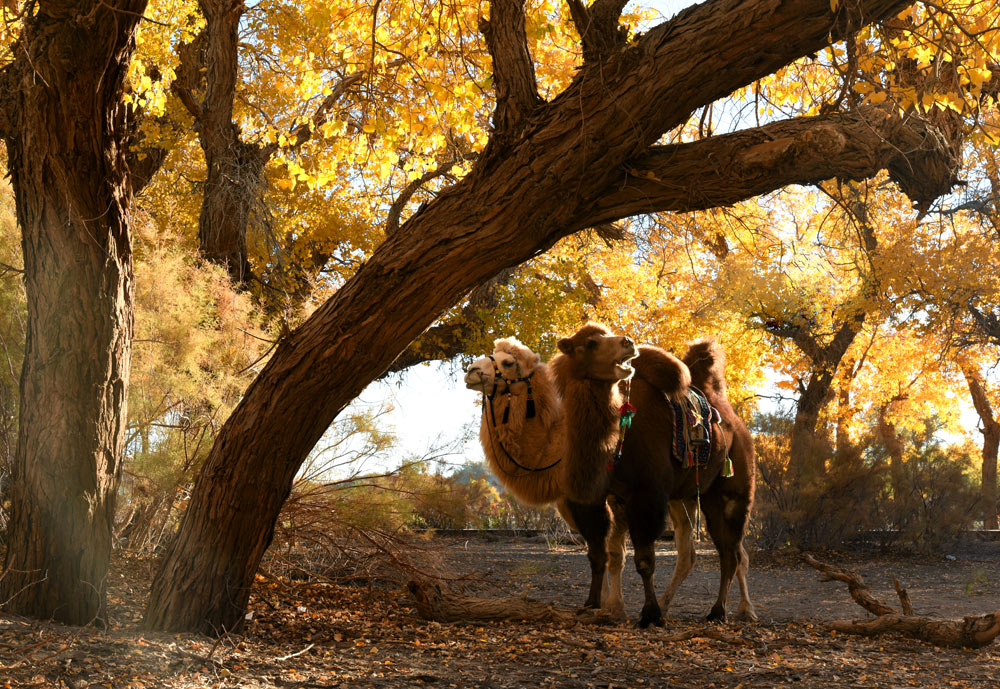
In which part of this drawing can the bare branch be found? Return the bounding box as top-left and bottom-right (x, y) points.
(804, 554), (897, 617)
(170, 82), (203, 119)
(386, 158), (462, 235)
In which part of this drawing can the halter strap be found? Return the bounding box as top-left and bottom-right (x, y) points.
(480, 355), (555, 474)
(482, 391), (562, 474)
(486, 355), (536, 419)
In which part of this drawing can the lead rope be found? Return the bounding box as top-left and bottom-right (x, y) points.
(609, 380), (636, 471)
(695, 464), (701, 541)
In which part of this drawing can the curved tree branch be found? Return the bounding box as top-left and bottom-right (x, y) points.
(583, 108), (960, 223)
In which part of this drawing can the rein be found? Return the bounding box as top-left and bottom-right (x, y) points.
(609, 378), (637, 471)
(481, 356), (561, 474)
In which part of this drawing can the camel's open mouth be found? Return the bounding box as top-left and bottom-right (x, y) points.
(615, 349), (638, 377)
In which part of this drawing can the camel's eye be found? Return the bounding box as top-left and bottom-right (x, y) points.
(586, 338), (598, 350)
(501, 360), (514, 367)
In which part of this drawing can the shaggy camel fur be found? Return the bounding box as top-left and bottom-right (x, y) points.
(553, 323), (756, 627)
(464, 338), (629, 616)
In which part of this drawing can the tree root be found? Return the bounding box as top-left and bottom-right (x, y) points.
(804, 554), (1000, 648)
(406, 580), (618, 625)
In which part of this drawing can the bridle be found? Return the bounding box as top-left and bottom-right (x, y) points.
(479, 355), (561, 474)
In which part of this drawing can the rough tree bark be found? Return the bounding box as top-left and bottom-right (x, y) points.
(144, 0), (935, 634)
(189, 0), (261, 285)
(960, 360), (1000, 530)
(0, 0), (147, 625)
(171, 0), (371, 290)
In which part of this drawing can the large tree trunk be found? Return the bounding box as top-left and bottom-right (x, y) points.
(144, 0), (920, 634)
(961, 361), (1000, 530)
(0, 0), (146, 625)
(778, 313), (867, 483)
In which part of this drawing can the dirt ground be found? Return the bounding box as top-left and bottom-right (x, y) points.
(1, 536), (999, 688)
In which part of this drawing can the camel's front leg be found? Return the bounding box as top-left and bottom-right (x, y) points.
(658, 499), (697, 613)
(564, 500), (611, 610)
(602, 497), (628, 618)
(625, 493), (667, 628)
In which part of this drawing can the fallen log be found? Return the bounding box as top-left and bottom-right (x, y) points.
(804, 554), (1000, 648)
(830, 612), (1000, 649)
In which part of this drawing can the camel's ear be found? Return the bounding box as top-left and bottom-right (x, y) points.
(557, 338), (574, 355)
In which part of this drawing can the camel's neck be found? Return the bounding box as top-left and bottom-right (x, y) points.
(559, 377), (622, 504)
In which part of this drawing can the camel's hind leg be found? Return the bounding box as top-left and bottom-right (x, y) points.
(564, 499), (611, 610)
(657, 499), (697, 614)
(701, 492), (754, 622)
(602, 496), (628, 618)
(733, 541), (757, 621)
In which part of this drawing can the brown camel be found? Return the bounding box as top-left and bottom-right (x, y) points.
(464, 337), (629, 616)
(552, 322), (756, 627)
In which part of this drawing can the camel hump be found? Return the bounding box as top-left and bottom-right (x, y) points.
(632, 345), (690, 399)
(683, 338), (727, 396)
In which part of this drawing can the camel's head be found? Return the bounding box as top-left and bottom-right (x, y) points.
(556, 322), (637, 382)
(464, 337), (542, 394)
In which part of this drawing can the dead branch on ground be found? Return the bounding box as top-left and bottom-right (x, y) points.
(805, 554), (1000, 648)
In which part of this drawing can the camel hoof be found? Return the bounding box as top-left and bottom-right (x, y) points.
(638, 604), (665, 629)
(602, 603), (627, 619)
(705, 606), (727, 623)
(734, 608), (759, 623)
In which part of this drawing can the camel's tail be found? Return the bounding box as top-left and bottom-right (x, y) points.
(632, 346), (690, 402)
(682, 339), (727, 397)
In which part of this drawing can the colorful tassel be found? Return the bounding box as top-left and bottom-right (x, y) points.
(619, 401), (636, 429)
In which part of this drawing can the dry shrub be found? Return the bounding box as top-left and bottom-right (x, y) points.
(264, 456), (572, 587)
(871, 440), (980, 551)
(751, 413), (979, 552)
(115, 220), (269, 555)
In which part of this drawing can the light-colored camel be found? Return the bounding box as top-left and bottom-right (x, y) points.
(553, 323), (757, 626)
(464, 337), (629, 616)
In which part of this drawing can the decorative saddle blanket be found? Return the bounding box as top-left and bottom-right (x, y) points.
(670, 386), (720, 470)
